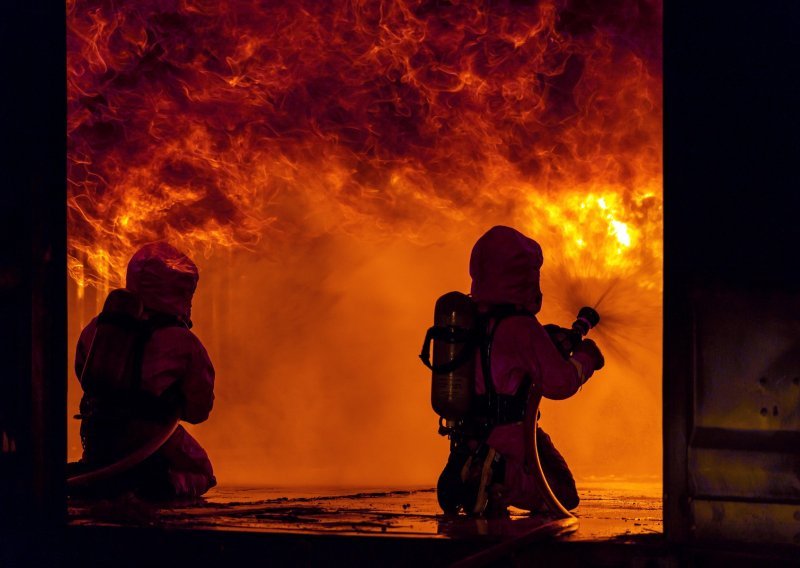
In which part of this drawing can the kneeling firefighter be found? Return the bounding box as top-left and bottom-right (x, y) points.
(68, 242), (216, 498)
(420, 226), (605, 516)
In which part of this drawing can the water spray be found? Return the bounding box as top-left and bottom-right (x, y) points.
(590, 278), (621, 311)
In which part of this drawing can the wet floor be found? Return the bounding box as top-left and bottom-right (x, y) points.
(68, 479), (661, 543)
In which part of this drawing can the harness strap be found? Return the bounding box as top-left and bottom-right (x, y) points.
(479, 305), (534, 427)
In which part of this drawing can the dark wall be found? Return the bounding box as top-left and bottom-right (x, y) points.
(666, 2), (800, 293)
(665, 0), (800, 544)
(0, 0), (67, 561)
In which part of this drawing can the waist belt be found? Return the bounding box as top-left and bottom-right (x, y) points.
(79, 391), (177, 423)
(472, 393), (527, 425)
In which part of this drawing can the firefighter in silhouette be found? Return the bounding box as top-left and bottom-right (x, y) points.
(69, 242), (216, 498)
(424, 226), (605, 515)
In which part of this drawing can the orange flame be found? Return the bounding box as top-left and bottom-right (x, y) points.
(68, 0), (661, 287)
(67, 0), (662, 485)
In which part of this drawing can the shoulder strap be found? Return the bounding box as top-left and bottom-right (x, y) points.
(479, 313), (497, 401)
(480, 305), (535, 424)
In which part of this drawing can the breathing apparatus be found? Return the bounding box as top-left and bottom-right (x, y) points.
(67, 288), (183, 490)
(419, 292), (478, 422)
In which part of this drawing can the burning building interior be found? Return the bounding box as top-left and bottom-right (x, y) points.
(65, 0), (663, 492)
(1, 0), (799, 566)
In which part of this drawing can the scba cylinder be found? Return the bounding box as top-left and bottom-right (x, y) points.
(430, 291), (477, 421)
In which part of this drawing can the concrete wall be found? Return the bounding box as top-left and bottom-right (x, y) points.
(689, 289), (800, 544)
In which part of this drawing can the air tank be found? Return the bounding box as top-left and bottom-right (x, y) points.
(429, 291), (477, 421)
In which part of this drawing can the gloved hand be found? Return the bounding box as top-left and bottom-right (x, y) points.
(573, 338), (604, 371)
(543, 324), (576, 359)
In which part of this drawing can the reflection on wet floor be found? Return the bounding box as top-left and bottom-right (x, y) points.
(69, 479), (661, 543)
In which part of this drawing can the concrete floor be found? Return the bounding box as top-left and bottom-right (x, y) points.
(68, 479), (662, 541)
(66, 481), (797, 566)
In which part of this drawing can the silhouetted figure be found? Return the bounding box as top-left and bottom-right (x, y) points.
(69, 242), (216, 498)
(436, 226), (604, 515)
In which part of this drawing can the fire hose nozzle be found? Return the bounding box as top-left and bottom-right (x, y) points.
(545, 306), (600, 359)
(572, 306), (600, 337)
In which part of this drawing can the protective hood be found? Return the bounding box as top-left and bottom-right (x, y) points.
(125, 242), (199, 322)
(469, 226), (543, 314)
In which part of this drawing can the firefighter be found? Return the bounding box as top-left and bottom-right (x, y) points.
(439, 226), (604, 515)
(71, 242), (216, 498)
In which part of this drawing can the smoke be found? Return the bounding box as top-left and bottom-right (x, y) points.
(68, 225), (476, 486)
(67, 220), (661, 485)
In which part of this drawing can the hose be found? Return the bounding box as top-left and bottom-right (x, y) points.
(449, 392), (578, 568)
(67, 417), (180, 488)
